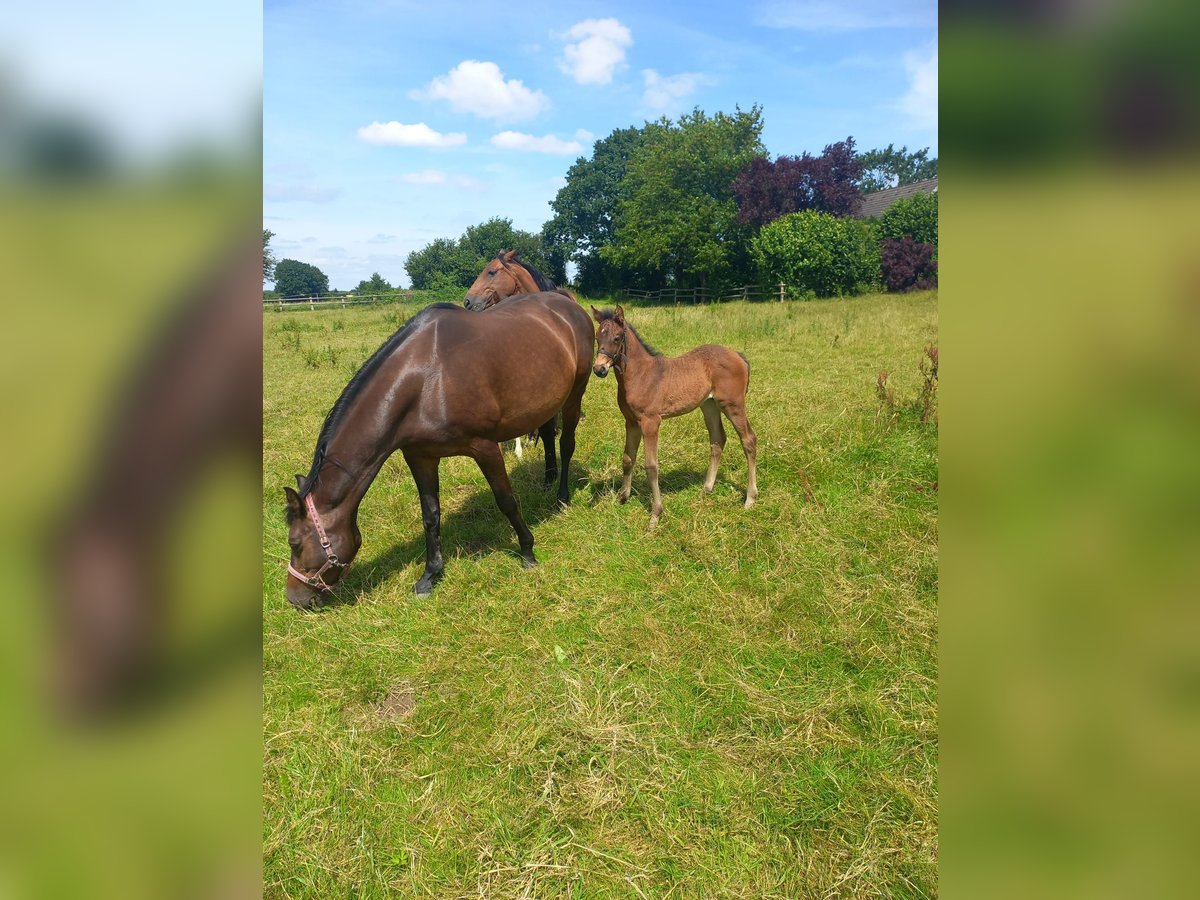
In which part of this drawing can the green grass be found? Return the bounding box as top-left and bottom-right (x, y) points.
(263, 293), (938, 898)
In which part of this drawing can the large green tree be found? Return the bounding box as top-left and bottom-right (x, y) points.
(604, 106), (766, 289)
(544, 123), (667, 294)
(354, 272), (393, 295)
(404, 217), (557, 290)
(263, 229), (276, 282)
(857, 144), (938, 193)
(273, 259), (329, 298)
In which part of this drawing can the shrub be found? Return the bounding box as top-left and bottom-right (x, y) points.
(881, 237), (938, 292)
(751, 210), (880, 298)
(878, 191), (938, 247)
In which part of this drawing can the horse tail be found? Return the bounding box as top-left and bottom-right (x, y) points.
(738, 351), (751, 391)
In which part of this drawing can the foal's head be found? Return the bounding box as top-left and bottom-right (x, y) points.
(465, 250), (526, 312)
(283, 476), (360, 609)
(591, 305), (628, 378)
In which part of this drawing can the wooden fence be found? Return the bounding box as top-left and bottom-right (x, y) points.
(264, 283), (800, 311)
(621, 284), (789, 305)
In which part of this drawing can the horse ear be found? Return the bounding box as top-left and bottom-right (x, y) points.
(509, 248), (521, 261)
(284, 486), (303, 516)
(294, 474), (306, 491)
(502, 249), (516, 262)
(615, 304), (626, 324)
(590, 305), (603, 322)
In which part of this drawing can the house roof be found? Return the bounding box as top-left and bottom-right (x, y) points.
(857, 176), (938, 219)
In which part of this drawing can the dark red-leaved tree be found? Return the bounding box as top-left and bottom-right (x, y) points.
(733, 137), (864, 228)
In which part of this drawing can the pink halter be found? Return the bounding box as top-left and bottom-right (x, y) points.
(287, 493), (349, 593)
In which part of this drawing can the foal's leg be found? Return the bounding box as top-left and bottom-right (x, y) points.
(700, 397), (727, 494)
(556, 376), (587, 506)
(470, 439), (537, 568)
(538, 418), (558, 488)
(640, 415), (664, 528)
(403, 452), (444, 596)
(719, 399), (758, 508)
(618, 419), (642, 504)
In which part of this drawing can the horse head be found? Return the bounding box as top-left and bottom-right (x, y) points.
(284, 474), (361, 609)
(464, 250), (534, 311)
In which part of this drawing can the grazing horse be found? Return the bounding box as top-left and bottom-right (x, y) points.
(591, 305), (758, 529)
(464, 249), (576, 460)
(464, 249), (574, 312)
(284, 292), (594, 609)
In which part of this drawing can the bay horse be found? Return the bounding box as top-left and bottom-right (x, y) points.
(464, 249), (576, 460)
(284, 292), (594, 609)
(591, 305), (758, 529)
(464, 249), (574, 312)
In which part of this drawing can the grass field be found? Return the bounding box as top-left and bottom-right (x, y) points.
(263, 292), (938, 898)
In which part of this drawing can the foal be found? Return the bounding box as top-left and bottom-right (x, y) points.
(591, 305), (758, 528)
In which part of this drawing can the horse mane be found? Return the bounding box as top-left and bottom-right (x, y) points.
(296, 302), (460, 501)
(509, 256), (558, 293)
(594, 307), (662, 358)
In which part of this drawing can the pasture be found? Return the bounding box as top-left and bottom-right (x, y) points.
(263, 292), (938, 898)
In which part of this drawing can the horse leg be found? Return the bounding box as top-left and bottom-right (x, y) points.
(719, 398), (758, 508)
(700, 397), (727, 494)
(512, 436), (523, 460)
(641, 415), (664, 529)
(618, 419), (642, 504)
(404, 452), (444, 596)
(470, 439), (537, 569)
(555, 376), (587, 506)
(539, 418), (558, 488)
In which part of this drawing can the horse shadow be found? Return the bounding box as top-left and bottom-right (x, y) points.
(322, 453), (593, 608)
(585, 464), (711, 512)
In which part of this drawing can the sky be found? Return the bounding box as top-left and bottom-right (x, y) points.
(264, 0), (937, 290)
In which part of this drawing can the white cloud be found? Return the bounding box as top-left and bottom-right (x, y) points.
(641, 69), (708, 115)
(264, 183), (341, 203)
(754, 0), (936, 31)
(412, 60), (548, 122)
(400, 169), (485, 190)
(575, 128), (595, 142)
(490, 131), (584, 155)
(356, 121), (467, 147)
(557, 18), (632, 85)
(898, 44), (937, 131)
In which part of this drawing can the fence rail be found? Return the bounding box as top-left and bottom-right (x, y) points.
(620, 284), (789, 305)
(264, 283), (805, 311)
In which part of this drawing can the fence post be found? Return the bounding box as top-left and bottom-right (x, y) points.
(779, 282), (785, 303)
(309, 295), (315, 310)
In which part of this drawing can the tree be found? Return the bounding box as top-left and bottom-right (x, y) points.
(273, 259), (329, 298)
(354, 272), (393, 295)
(878, 190), (938, 247)
(732, 137), (863, 229)
(263, 229), (276, 282)
(405, 238), (471, 290)
(856, 144), (937, 194)
(545, 123), (667, 293)
(404, 218), (556, 290)
(606, 106), (765, 289)
(751, 210), (880, 298)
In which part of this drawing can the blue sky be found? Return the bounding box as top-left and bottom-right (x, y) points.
(265, 0), (937, 290)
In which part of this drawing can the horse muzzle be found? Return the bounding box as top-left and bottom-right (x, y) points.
(592, 359), (609, 378)
(464, 295), (491, 312)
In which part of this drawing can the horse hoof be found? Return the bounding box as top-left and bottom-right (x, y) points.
(647, 517), (659, 531)
(520, 554), (538, 570)
(414, 573), (440, 596)
(617, 492), (630, 505)
(744, 495), (757, 509)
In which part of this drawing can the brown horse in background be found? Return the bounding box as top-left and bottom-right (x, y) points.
(464, 249), (574, 312)
(591, 305), (758, 529)
(464, 250), (577, 460)
(285, 292), (594, 608)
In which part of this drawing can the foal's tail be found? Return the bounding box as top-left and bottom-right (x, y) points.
(738, 351), (751, 391)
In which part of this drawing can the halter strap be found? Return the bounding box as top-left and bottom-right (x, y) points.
(286, 492), (350, 593)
